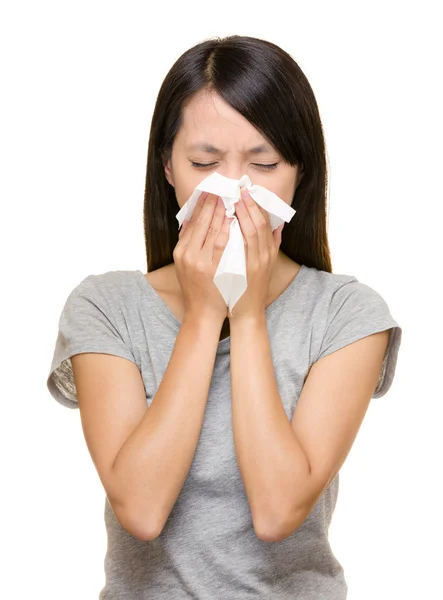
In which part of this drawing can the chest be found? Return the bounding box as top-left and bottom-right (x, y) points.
(145, 270), (231, 341)
(136, 328), (312, 497)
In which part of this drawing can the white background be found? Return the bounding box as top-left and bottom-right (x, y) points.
(1, 1), (441, 598)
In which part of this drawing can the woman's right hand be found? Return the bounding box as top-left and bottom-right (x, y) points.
(173, 191), (233, 324)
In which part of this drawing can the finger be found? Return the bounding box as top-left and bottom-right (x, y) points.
(178, 218), (189, 239)
(261, 207), (277, 251)
(178, 221), (186, 238)
(201, 196), (227, 259)
(211, 214), (234, 266)
(178, 191), (209, 243)
(236, 194), (259, 264)
(240, 188), (273, 258)
(273, 223), (284, 247)
(186, 192), (219, 253)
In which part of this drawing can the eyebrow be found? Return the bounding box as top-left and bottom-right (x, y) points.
(186, 142), (274, 154)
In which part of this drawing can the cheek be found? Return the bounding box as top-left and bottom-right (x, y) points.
(282, 189), (295, 205)
(265, 181), (294, 205)
(178, 171), (216, 207)
(169, 168), (196, 208)
(253, 170), (295, 205)
(175, 179), (203, 209)
(275, 171), (297, 204)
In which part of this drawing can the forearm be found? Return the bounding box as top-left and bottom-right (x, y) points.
(230, 313), (311, 539)
(112, 314), (223, 540)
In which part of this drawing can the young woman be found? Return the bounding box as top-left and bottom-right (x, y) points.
(47, 35), (402, 599)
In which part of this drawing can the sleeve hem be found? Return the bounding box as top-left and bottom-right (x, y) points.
(47, 344), (139, 409)
(315, 321), (402, 398)
(316, 321), (398, 362)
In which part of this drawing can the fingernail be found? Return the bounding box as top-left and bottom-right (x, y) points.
(240, 188), (248, 200)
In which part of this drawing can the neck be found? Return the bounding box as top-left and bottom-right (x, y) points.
(168, 250), (295, 305)
(265, 250), (291, 305)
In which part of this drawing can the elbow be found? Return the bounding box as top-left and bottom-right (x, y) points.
(252, 513), (285, 543)
(114, 502), (164, 542)
(134, 524), (163, 542)
(254, 506), (307, 543)
(130, 518), (163, 542)
(131, 509), (166, 541)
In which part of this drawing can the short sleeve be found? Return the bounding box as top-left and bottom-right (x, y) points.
(315, 280), (402, 398)
(46, 275), (137, 409)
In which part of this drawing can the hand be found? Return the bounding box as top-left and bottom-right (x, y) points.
(228, 188), (284, 322)
(173, 191), (233, 324)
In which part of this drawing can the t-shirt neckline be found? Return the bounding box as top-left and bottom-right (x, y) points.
(135, 263), (307, 352)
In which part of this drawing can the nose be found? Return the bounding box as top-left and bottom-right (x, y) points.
(216, 168), (248, 182)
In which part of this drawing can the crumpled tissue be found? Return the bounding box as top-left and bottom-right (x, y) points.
(175, 171), (296, 315)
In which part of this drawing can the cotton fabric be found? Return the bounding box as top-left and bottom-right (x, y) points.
(47, 264), (402, 599)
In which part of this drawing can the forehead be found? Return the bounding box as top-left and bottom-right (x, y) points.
(179, 90), (275, 153)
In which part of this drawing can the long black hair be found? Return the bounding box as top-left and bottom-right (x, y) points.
(143, 35), (332, 273)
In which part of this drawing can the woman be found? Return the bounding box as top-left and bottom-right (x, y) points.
(47, 35), (402, 599)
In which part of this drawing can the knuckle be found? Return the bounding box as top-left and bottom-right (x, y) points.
(214, 236), (226, 249)
(206, 224), (217, 238)
(183, 251), (195, 267)
(195, 214), (205, 227)
(195, 259), (207, 273)
(256, 219), (267, 231)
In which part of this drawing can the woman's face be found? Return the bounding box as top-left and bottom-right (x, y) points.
(163, 89), (302, 209)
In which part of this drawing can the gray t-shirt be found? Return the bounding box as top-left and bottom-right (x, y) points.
(46, 264), (402, 599)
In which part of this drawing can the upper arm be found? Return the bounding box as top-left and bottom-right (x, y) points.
(278, 277), (402, 536)
(291, 329), (391, 519)
(288, 278), (402, 527)
(46, 274), (149, 536)
(71, 352), (148, 528)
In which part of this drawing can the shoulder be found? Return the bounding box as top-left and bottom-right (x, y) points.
(67, 270), (140, 303)
(304, 265), (357, 293)
(300, 266), (398, 350)
(145, 263), (180, 295)
(302, 266), (385, 308)
(304, 268), (402, 397)
(307, 267), (400, 350)
(58, 271), (144, 332)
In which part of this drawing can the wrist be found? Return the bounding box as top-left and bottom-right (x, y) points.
(183, 310), (226, 331)
(228, 310), (266, 328)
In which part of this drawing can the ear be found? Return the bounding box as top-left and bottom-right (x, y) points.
(162, 154), (175, 188)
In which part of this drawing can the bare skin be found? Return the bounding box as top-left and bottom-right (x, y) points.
(144, 252), (301, 341)
(146, 87), (304, 341)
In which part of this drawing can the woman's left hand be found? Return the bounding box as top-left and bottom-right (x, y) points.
(228, 187), (284, 322)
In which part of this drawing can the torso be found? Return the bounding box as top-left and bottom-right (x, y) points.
(144, 256), (301, 342)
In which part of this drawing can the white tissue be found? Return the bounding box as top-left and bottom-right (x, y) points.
(175, 172), (296, 315)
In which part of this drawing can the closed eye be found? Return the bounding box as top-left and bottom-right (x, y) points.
(190, 161), (279, 171)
